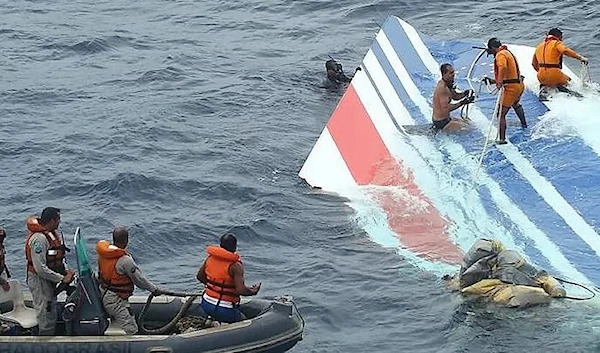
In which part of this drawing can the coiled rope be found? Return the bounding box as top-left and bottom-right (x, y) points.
(138, 290), (203, 335)
(554, 277), (597, 301)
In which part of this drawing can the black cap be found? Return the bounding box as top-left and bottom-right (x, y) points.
(487, 37), (502, 50)
(548, 28), (563, 38)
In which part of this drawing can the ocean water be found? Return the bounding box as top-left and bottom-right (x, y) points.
(1, 1), (599, 352)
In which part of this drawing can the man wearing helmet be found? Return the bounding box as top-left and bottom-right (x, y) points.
(532, 28), (588, 99)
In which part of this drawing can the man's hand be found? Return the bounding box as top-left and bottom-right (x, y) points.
(152, 288), (165, 296)
(460, 95), (475, 105)
(249, 282), (261, 295)
(482, 76), (495, 85)
(581, 56), (589, 65)
(496, 82), (503, 90)
(61, 269), (74, 284)
(1, 281), (10, 292)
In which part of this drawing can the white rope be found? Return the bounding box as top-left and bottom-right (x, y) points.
(474, 87), (504, 183)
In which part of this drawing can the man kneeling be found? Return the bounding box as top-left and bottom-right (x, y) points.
(96, 227), (164, 334)
(196, 234), (261, 323)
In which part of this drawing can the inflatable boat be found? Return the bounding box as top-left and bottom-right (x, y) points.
(0, 229), (304, 353)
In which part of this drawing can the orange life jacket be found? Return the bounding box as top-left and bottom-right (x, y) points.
(25, 216), (66, 275)
(96, 240), (134, 299)
(534, 35), (564, 69)
(203, 246), (241, 304)
(494, 46), (522, 84)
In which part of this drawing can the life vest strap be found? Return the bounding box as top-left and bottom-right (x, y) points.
(205, 277), (236, 289)
(503, 78), (523, 84)
(539, 63), (562, 68)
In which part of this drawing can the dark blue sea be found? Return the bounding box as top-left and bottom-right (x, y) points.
(1, 1), (600, 352)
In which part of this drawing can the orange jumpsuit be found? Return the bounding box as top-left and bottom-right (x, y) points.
(494, 46), (525, 108)
(532, 35), (583, 87)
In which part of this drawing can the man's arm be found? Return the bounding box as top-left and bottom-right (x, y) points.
(30, 234), (66, 283)
(450, 89), (471, 101)
(532, 53), (540, 71)
(196, 261), (207, 284)
(496, 54), (508, 85)
(117, 255), (159, 293)
(230, 262), (260, 296)
(436, 85), (467, 117)
(556, 42), (586, 61)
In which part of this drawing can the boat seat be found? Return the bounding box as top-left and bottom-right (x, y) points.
(104, 318), (127, 336)
(0, 279), (38, 329)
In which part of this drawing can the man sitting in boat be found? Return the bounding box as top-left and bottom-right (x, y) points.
(432, 63), (474, 133)
(196, 233), (261, 323)
(0, 227), (10, 292)
(444, 238), (565, 307)
(96, 227), (165, 334)
(532, 28), (588, 100)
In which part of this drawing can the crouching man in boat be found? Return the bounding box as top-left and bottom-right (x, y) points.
(432, 63), (474, 133)
(443, 238), (566, 307)
(0, 227), (11, 292)
(25, 207), (75, 335)
(96, 227), (165, 334)
(532, 28), (588, 100)
(196, 233), (261, 323)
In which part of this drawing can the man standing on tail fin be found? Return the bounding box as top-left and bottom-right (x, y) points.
(532, 28), (588, 99)
(484, 38), (527, 145)
(432, 63), (474, 133)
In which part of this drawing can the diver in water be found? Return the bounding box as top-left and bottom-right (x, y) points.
(532, 28), (588, 100)
(323, 58), (360, 88)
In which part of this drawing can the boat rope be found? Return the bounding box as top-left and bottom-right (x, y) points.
(554, 277), (597, 301)
(461, 47), (486, 121)
(138, 290), (203, 335)
(474, 87), (504, 183)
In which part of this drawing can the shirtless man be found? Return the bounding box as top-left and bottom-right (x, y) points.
(432, 63), (474, 132)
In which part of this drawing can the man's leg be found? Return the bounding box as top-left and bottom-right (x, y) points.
(102, 290), (138, 334)
(497, 106), (510, 144)
(512, 103), (527, 128)
(28, 275), (57, 336)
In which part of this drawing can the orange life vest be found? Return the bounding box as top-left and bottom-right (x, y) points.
(494, 46), (522, 84)
(96, 240), (134, 299)
(203, 246), (241, 304)
(25, 216), (66, 275)
(534, 35), (564, 69)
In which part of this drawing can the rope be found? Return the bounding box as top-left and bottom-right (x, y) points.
(137, 290), (203, 335)
(474, 87), (504, 183)
(554, 277), (597, 301)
